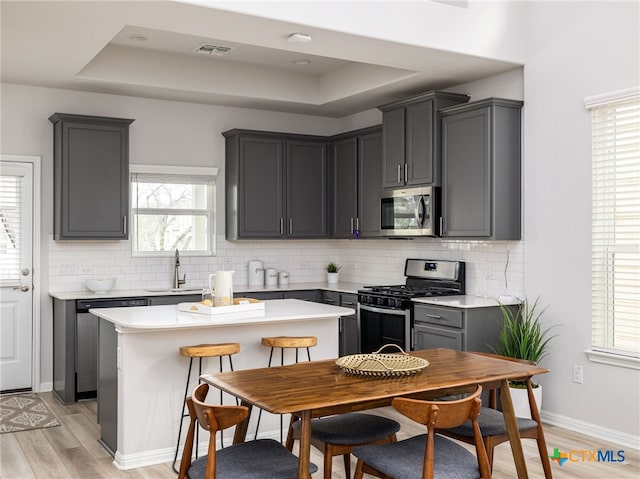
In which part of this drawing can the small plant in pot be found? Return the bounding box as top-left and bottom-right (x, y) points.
(325, 262), (341, 284)
(492, 296), (557, 418)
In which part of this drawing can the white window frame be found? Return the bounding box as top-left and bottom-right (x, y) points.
(585, 86), (640, 370)
(129, 164), (218, 257)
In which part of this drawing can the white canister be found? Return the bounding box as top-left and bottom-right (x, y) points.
(278, 271), (289, 286)
(248, 260), (264, 286)
(265, 268), (278, 286)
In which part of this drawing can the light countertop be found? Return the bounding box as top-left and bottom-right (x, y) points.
(412, 295), (521, 308)
(49, 281), (368, 301)
(89, 298), (355, 332)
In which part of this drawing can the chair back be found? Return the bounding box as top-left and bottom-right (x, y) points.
(177, 383), (249, 479)
(391, 385), (491, 479)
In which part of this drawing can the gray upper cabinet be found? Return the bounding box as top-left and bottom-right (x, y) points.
(378, 91), (469, 189)
(224, 130), (327, 239)
(329, 126), (382, 238)
(440, 98), (523, 240)
(286, 139), (328, 237)
(49, 113), (134, 240)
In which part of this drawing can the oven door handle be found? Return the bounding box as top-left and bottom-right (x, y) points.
(359, 304), (408, 316)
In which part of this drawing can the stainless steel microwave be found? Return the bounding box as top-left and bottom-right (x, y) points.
(380, 186), (438, 236)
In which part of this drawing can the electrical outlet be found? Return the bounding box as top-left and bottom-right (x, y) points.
(572, 364), (584, 384)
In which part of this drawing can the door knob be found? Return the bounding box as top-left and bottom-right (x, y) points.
(13, 284), (30, 292)
(21, 268), (30, 276)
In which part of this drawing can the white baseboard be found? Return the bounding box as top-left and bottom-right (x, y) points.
(38, 382), (53, 393)
(541, 410), (640, 450)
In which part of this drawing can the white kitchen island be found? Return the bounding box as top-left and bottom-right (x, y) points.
(89, 298), (354, 470)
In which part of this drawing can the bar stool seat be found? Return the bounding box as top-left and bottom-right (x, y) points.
(180, 342), (241, 358)
(261, 336), (318, 349)
(173, 342), (241, 474)
(254, 336), (317, 443)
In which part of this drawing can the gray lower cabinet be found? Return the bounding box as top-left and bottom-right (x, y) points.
(378, 92), (469, 188)
(412, 303), (506, 353)
(330, 126), (382, 238)
(440, 98), (523, 240)
(147, 294), (201, 306)
(49, 113), (134, 240)
(322, 291), (359, 356)
(224, 130), (328, 239)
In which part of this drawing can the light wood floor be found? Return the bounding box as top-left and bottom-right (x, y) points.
(1, 392), (638, 478)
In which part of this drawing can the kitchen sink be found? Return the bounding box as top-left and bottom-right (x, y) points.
(144, 288), (203, 293)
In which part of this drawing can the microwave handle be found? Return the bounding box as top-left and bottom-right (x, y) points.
(415, 196), (425, 227)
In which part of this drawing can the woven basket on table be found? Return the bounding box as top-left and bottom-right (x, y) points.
(336, 344), (429, 377)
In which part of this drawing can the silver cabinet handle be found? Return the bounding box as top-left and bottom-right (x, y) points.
(397, 164), (402, 183)
(280, 218), (284, 235)
(404, 163), (409, 182)
(439, 217), (444, 236)
(289, 218), (293, 235)
(356, 217), (360, 232)
(425, 313), (442, 320)
(123, 215), (127, 235)
(350, 217), (354, 235)
(324, 299), (337, 304)
(342, 301), (355, 306)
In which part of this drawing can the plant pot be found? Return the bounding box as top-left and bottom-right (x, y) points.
(509, 382), (542, 420)
(327, 272), (339, 284)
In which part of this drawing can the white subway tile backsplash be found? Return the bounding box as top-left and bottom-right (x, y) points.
(48, 235), (524, 297)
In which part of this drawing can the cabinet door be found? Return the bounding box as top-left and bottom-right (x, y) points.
(442, 107), (491, 237)
(413, 322), (463, 351)
(238, 136), (285, 237)
(331, 137), (358, 238)
(322, 291), (341, 305)
(382, 107), (405, 188)
(339, 294), (359, 356)
(147, 294), (201, 306)
(405, 100), (434, 186)
(286, 140), (328, 237)
(51, 114), (133, 239)
(285, 290), (320, 302)
(358, 130), (382, 237)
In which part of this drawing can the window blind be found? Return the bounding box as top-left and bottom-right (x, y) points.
(0, 174), (21, 282)
(587, 88), (640, 357)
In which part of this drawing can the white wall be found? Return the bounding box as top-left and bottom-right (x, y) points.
(523, 0), (640, 441)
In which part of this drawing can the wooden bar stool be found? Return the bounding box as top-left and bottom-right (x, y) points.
(254, 336), (317, 443)
(172, 342), (240, 474)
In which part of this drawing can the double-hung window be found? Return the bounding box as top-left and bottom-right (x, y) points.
(130, 165), (217, 256)
(585, 87), (640, 368)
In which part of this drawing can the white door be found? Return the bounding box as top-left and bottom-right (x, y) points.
(0, 159), (34, 391)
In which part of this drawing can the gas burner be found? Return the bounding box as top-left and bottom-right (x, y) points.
(359, 259), (465, 309)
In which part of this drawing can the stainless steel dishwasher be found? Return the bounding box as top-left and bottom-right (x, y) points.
(75, 298), (148, 400)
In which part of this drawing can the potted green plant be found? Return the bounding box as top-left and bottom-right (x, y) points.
(492, 296), (557, 418)
(325, 262), (341, 284)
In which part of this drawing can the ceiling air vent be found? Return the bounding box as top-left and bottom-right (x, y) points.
(195, 44), (232, 56)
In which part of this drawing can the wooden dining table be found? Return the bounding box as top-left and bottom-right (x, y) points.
(200, 348), (549, 479)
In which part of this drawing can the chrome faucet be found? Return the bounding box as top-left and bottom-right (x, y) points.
(173, 249), (186, 289)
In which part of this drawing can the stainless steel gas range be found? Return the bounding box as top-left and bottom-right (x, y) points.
(357, 258), (465, 353)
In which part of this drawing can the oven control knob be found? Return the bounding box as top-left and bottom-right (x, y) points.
(360, 295), (368, 305)
(377, 297), (384, 306)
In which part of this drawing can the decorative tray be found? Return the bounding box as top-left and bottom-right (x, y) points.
(177, 297), (264, 316)
(336, 344), (429, 377)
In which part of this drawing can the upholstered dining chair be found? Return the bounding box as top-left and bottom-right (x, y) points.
(286, 412), (401, 479)
(437, 352), (553, 479)
(352, 385), (491, 479)
(177, 383), (317, 479)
